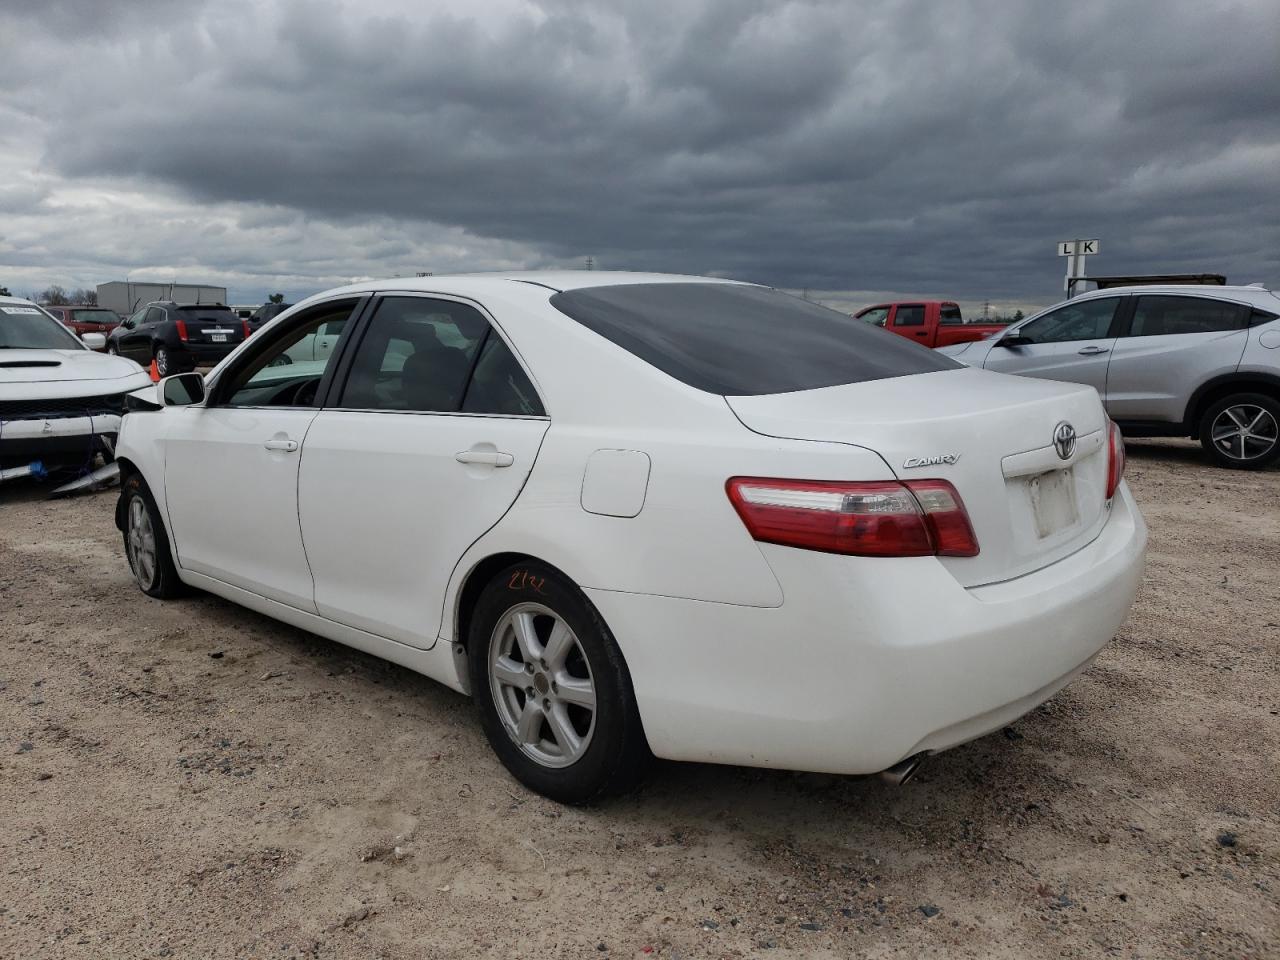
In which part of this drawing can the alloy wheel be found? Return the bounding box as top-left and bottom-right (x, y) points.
(488, 602), (597, 768)
(155, 349), (169, 376)
(1210, 404), (1279, 462)
(126, 497), (157, 589)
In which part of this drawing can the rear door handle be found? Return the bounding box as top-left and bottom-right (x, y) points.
(455, 450), (514, 467)
(1077, 346), (1109, 355)
(263, 438), (299, 452)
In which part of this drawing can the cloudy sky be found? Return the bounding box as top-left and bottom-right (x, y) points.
(1, 0), (1277, 314)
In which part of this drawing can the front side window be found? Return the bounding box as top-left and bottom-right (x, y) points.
(1017, 298), (1119, 344)
(1128, 296), (1248, 337)
(550, 283), (957, 396)
(893, 305), (925, 327)
(859, 307), (889, 327)
(218, 300), (358, 408)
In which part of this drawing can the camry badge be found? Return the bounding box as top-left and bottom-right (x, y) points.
(903, 454), (960, 469)
(1053, 421), (1077, 460)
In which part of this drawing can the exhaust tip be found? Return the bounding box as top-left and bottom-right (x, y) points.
(878, 752), (928, 786)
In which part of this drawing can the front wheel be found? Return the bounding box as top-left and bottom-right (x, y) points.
(1199, 393), (1280, 469)
(469, 562), (650, 804)
(121, 474), (185, 598)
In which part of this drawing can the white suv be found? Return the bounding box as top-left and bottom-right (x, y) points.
(941, 285), (1280, 469)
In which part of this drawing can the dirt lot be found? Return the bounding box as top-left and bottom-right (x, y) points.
(1, 440), (1277, 960)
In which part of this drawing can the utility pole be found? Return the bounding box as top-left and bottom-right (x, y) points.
(585, 257), (594, 271)
(982, 300), (990, 320)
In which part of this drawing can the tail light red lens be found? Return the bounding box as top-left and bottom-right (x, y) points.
(175, 319), (189, 341)
(1106, 420), (1126, 500)
(242, 320), (252, 339)
(726, 477), (979, 558)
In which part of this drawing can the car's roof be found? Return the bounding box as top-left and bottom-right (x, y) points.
(0, 295), (39, 307)
(1071, 283), (1277, 305)
(321, 270), (749, 299)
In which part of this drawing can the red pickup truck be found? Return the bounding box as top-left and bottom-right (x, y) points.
(854, 301), (1008, 348)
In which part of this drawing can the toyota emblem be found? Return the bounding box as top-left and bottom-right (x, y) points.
(1053, 421), (1077, 460)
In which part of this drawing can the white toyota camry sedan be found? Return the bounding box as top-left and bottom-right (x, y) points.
(114, 273), (1147, 803)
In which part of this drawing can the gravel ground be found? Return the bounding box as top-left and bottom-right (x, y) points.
(1, 439), (1277, 959)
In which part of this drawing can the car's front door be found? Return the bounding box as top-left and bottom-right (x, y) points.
(119, 308), (154, 362)
(1102, 294), (1251, 423)
(298, 294), (549, 649)
(161, 298), (363, 609)
(982, 296), (1124, 396)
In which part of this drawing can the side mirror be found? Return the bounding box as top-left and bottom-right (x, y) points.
(995, 334), (1032, 348)
(161, 372), (206, 407)
(82, 332), (107, 350)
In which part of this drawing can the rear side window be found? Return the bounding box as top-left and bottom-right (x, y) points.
(1128, 296), (1248, 337)
(893, 305), (925, 327)
(1249, 309), (1278, 327)
(549, 283), (957, 396)
(939, 304), (963, 325)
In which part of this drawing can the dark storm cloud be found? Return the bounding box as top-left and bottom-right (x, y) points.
(4, 0), (1278, 299)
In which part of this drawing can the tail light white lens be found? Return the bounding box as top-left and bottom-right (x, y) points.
(1106, 420), (1126, 499)
(175, 319), (189, 341)
(726, 477), (979, 558)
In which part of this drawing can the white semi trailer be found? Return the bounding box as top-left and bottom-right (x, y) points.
(96, 281), (228, 316)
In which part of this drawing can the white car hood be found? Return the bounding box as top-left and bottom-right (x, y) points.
(0, 349), (150, 399)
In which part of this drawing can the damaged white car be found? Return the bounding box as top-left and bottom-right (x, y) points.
(1, 295), (151, 481)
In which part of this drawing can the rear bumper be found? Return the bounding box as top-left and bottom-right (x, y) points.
(175, 342), (240, 366)
(587, 482), (1147, 775)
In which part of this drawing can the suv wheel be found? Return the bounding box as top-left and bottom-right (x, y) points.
(469, 562), (650, 804)
(154, 346), (172, 377)
(1199, 393), (1280, 469)
(106, 342), (118, 356)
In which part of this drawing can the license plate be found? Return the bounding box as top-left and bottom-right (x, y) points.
(210, 333), (227, 343)
(1029, 468), (1079, 539)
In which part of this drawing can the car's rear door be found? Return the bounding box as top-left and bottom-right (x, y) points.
(161, 298), (364, 609)
(297, 293), (549, 649)
(1102, 294), (1251, 423)
(981, 296), (1123, 397)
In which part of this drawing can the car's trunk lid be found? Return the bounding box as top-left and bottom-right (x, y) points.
(177, 308), (243, 345)
(726, 367), (1111, 587)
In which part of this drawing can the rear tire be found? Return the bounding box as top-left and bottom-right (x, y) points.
(154, 346), (172, 377)
(469, 561), (650, 804)
(106, 343), (118, 356)
(1199, 393), (1280, 469)
(121, 473), (185, 599)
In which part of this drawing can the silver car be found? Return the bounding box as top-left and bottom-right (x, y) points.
(940, 285), (1280, 469)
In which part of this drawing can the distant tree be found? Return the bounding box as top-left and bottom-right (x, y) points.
(39, 284), (70, 305)
(0, 285), (10, 297)
(268, 292), (284, 304)
(70, 287), (98, 305)
(1012, 309), (1025, 322)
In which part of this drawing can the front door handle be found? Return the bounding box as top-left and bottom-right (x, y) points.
(1077, 345), (1109, 355)
(455, 449), (514, 467)
(263, 438), (299, 452)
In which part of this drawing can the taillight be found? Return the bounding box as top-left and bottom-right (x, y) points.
(175, 319), (189, 341)
(726, 477), (979, 558)
(1106, 420), (1125, 500)
(242, 320), (252, 339)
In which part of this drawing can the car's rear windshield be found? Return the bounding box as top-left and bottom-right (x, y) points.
(549, 282), (959, 396)
(0, 304), (85, 349)
(72, 309), (119, 322)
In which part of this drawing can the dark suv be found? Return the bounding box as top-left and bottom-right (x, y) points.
(246, 301), (293, 332)
(107, 301), (249, 375)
